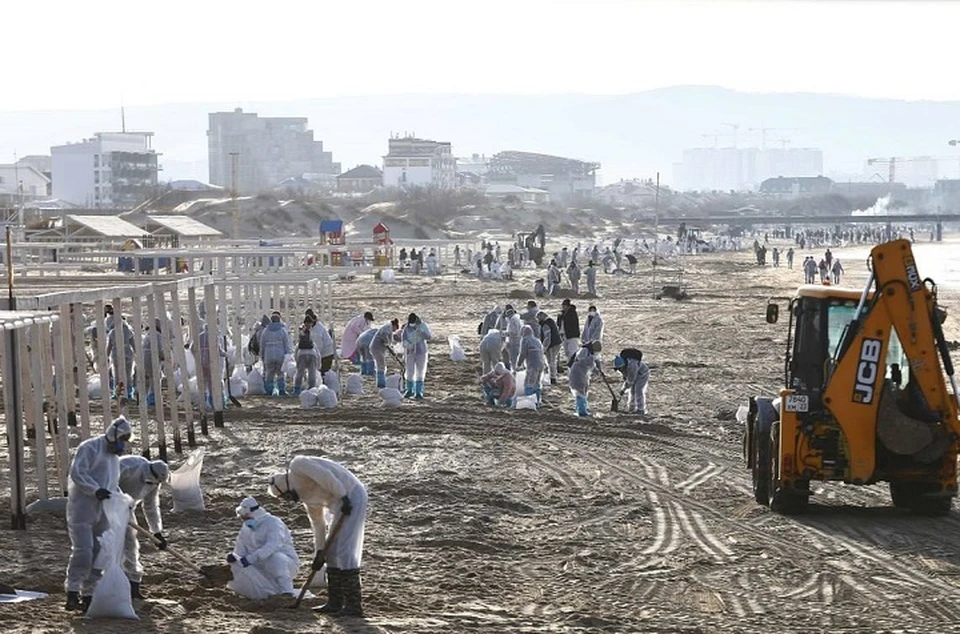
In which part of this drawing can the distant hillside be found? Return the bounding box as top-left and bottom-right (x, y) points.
(4, 87), (960, 184)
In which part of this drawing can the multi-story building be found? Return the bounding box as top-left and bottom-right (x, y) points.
(382, 136), (456, 190)
(51, 132), (158, 208)
(487, 151), (599, 203)
(207, 108), (340, 194)
(673, 147), (823, 192)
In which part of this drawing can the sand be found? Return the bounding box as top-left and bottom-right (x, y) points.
(1, 236), (960, 633)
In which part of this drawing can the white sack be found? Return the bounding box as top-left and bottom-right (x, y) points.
(345, 374), (364, 395)
(385, 373), (402, 391)
(448, 335), (466, 362)
(316, 384), (339, 408)
(169, 448), (205, 512)
(514, 394), (538, 410)
(380, 387), (403, 407)
(86, 492), (138, 620)
(246, 368), (265, 396)
(323, 370), (340, 397)
(299, 387), (320, 408)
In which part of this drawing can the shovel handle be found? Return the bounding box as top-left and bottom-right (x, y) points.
(129, 521), (209, 577)
(292, 511), (348, 608)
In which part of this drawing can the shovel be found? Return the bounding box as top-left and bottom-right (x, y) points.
(596, 369), (621, 412)
(292, 513), (347, 609)
(387, 348), (407, 393)
(129, 521), (215, 580)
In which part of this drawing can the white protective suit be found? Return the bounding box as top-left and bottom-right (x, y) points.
(569, 346), (601, 397)
(370, 322), (398, 378)
(228, 498), (299, 597)
(341, 314), (372, 362)
(582, 311), (605, 347)
(402, 318), (432, 383)
(118, 456), (169, 584)
(624, 358), (651, 415)
(585, 265), (598, 295)
(268, 455), (367, 570)
(355, 327), (376, 368)
(480, 308), (500, 337)
(503, 312), (523, 369)
(65, 418), (131, 595)
(479, 329), (506, 375)
(517, 325), (545, 395)
(106, 318), (136, 394)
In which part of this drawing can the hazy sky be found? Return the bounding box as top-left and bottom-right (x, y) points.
(5, 0), (960, 112)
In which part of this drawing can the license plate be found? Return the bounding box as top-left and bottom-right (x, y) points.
(785, 395), (809, 413)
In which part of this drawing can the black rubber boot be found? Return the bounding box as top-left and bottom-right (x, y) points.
(130, 580), (145, 600)
(81, 595), (93, 614)
(338, 569), (364, 617)
(313, 568), (343, 614)
(65, 591), (81, 611)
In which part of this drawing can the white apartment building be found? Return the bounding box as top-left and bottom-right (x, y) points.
(51, 132), (158, 208)
(673, 147), (823, 192)
(382, 136), (456, 190)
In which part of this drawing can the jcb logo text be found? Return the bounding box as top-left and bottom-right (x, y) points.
(853, 338), (882, 404)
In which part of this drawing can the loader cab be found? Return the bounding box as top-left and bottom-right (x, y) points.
(787, 286), (907, 393)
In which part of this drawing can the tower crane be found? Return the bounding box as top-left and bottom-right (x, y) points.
(747, 127), (798, 150)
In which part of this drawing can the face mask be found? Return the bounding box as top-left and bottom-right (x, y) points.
(110, 440), (126, 454)
(244, 518), (258, 530)
(588, 311), (597, 317)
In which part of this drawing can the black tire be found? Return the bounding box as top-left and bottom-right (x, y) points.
(752, 418), (771, 505)
(890, 482), (954, 516)
(768, 423), (809, 515)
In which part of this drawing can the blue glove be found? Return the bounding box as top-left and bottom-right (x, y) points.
(226, 553), (237, 564)
(240, 557), (251, 568)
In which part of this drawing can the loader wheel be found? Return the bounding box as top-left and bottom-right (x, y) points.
(752, 418), (771, 505)
(768, 422), (808, 515)
(889, 482), (954, 516)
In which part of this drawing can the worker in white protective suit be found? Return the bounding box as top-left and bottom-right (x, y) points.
(569, 341), (602, 417)
(341, 311), (375, 363)
(355, 327), (377, 376)
(65, 416), (132, 612)
(516, 324), (545, 405)
(370, 318), (400, 388)
(478, 329), (506, 375)
(499, 305), (523, 370)
(614, 349), (650, 417)
(267, 455), (368, 617)
(106, 316), (136, 399)
(401, 312), (432, 400)
(118, 455), (170, 600)
(259, 311), (293, 396)
(306, 309), (336, 378)
(226, 497), (299, 598)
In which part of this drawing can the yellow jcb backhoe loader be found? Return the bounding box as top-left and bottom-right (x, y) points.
(744, 239), (960, 515)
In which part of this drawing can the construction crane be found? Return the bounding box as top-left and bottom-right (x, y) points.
(748, 127), (798, 150)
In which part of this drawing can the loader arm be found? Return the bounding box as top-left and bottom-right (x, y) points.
(823, 240), (960, 483)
